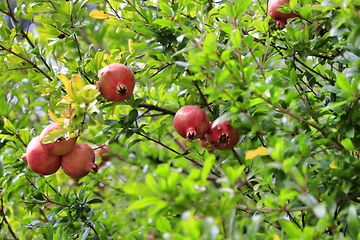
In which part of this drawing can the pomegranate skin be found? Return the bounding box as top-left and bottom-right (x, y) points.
(40, 122), (77, 156)
(267, 0), (297, 29)
(206, 120), (240, 150)
(173, 105), (210, 140)
(26, 136), (61, 175)
(97, 63), (135, 102)
(61, 143), (97, 179)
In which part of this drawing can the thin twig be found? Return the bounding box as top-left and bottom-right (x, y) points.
(138, 103), (176, 116)
(294, 84), (319, 124)
(124, 0), (149, 22)
(0, 44), (53, 82)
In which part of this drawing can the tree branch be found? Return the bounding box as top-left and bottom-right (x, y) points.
(138, 103), (176, 116)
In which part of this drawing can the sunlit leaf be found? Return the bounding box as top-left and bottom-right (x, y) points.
(245, 147), (269, 160)
(89, 10), (110, 19)
(47, 109), (65, 124)
(71, 74), (86, 92)
(128, 39), (134, 54)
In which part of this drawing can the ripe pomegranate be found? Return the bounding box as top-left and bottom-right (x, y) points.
(25, 136), (61, 175)
(61, 142), (98, 179)
(206, 120), (240, 150)
(267, 0), (297, 29)
(97, 63), (135, 102)
(40, 122), (77, 156)
(173, 105), (210, 140)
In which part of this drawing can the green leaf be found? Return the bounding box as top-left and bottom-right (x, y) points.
(156, 216), (172, 233)
(153, 19), (176, 27)
(312, 202), (326, 219)
(341, 138), (354, 151)
(80, 228), (90, 240)
(279, 219), (302, 238)
(201, 155), (215, 183)
(347, 205), (359, 238)
(128, 139), (144, 149)
(0, 156), (3, 178)
(47, 226), (53, 240)
(157, 123), (166, 139)
(4, 119), (17, 134)
(289, 0), (297, 10)
(127, 109), (138, 124)
(86, 198), (103, 204)
(336, 73), (352, 94)
(127, 197), (166, 211)
(290, 68), (297, 84)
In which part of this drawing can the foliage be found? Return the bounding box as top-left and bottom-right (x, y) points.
(1, 0), (360, 239)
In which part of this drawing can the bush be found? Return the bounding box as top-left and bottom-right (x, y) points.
(1, 0), (360, 239)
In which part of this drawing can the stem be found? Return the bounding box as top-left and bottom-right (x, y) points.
(0, 44), (53, 82)
(252, 91), (344, 150)
(294, 84), (319, 124)
(150, 63), (175, 78)
(235, 204), (310, 212)
(138, 103), (176, 116)
(186, 69), (214, 116)
(0, 193), (19, 240)
(124, 0), (149, 22)
(136, 132), (205, 170)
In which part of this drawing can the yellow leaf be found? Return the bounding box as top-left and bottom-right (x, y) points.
(58, 74), (76, 99)
(89, 10), (110, 19)
(41, 88), (50, 97)
(273, 234), (280, 240)
(330, 161), (337, 169)
(60, 95), (74, 102)
(117, 53), (122, 61)
(47, 109), (65, 124)
(58, 74), (70, 86)
(128, 39), (134, 54)
(65, 83), (76, 99)
(71, 74), (85, 92)
(102, 53), (110, 67)
(245, 147), (268, 160)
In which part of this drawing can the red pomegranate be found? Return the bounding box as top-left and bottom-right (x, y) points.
(267, 0), (297, 29)
(206, 120), (240, 150)
(25, 136), (61, 175)
(61, 143), (98, 179)
(97, 63), (135, 102)
(173, 105), (210, 140)
(40, 122), (77, 156)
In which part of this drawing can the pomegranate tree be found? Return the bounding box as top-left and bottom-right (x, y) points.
(61, 142), (98, 179)
(173, 105), (210, 140)
(206, 120), (240, 150)
(267, 0), (297, 29)
(40, 122), (77, 156)
(25, 136), (61, 175)
(97, 63), (135, 102)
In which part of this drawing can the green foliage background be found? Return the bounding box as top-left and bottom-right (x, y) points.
(1, 0), (360, 239)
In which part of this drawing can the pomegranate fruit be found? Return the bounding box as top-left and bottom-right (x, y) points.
(40, 122), (77, 156)
(25, 136), (61, 175)
(206, 120), (240, 150)
(267, 0), (297, 29)
(97, 63), (135, 102)
(173, 105), (210, 140)
(61, 142), (98, 179)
